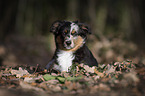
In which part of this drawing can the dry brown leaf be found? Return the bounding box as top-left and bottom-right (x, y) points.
(84, 65), (95, 73)
(11, 67), (29, 78)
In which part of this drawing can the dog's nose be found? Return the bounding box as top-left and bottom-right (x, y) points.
(66, 41), (71, 45)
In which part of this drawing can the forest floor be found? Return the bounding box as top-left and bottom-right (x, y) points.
(0, 61), (145, 96)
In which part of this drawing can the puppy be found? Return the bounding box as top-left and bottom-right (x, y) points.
(46, 20), (98, 72)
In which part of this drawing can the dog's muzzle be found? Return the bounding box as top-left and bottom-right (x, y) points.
(64, 40), (74, 49)
(66, 41), (71, 46)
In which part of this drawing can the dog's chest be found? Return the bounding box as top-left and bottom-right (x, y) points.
(56, 50), (75, 72)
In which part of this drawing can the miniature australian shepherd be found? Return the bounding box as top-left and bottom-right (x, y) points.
(46, 20), (98, 72)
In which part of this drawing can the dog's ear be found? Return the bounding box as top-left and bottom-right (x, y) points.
(79, 23), (91, 34)
(50, 20), (64, 35)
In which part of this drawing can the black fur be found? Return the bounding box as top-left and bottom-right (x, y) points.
(73, 44), (98, 66)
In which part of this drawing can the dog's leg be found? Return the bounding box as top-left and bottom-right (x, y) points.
(45, 58), (55, 70)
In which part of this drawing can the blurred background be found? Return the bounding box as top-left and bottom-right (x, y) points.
(0, 0), (145, 68)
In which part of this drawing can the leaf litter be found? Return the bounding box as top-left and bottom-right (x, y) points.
(0, 60), (144, 95)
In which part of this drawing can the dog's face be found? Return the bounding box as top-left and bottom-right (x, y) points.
(50, 21), (91, 51)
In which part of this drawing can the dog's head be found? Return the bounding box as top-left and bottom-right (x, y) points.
(50, 20), (91, 51)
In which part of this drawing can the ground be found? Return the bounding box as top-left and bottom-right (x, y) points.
(0, 61), (145, 96)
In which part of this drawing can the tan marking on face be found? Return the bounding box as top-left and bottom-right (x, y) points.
(64, 30), (68, 33)
(71, 29), (76, 34)
(64, 36), (84, 52)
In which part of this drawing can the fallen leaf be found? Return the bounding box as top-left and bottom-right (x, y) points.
(105, 64), (115, 74)
(24, 77), (35, 83)
(84, 65), (95, 73)
(94, 69), (104, 77)
(98, 83), (110, 91)
(11, 67), (29, 78)
(43, 74), (56, 81)
(20, 81), (44, 92)
(64, 81), (73, 90)
(46, 79), (59, 85)
(49, 85), (61, 92)
(66, 76), (82, 81)
(123, 72), (140, 85)
(57, 77), (65, 83)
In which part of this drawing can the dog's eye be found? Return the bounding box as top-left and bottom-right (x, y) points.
(71, 29), (76, 35)
(65, 30), (68, 33)
(63, 30), (68, 35)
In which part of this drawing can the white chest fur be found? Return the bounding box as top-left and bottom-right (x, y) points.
(56, 50), (75, 72)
